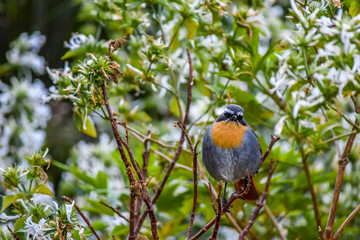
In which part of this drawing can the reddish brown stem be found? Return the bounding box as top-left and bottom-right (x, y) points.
(261, 136), (280, 162)
(300, 147), (323, 238)
(102, 86), (158, 240)
(134, 130), (151, 227)
(238, 161), (277, 240)
(332, 204), (360, 239)
(210, 183), (223, 240)
(99, 201), (129, 222)
(7, 226), (20, 240)
(62, 196), (101, 240)
(323, 96), (360, 239)
(208, 182), (218, 214)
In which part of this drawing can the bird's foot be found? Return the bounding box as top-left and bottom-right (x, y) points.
(222, 198), (233, 213)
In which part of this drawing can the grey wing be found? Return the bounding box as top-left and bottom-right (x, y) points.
(248, 128), (262, 156)
(233, 128), (262, 177)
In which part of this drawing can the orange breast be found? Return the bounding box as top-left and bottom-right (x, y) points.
(211, 121), (247, 149)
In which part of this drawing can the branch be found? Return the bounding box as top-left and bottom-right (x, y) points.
(134, 48), (194, 235)
(62, 196), (101, 240)
(324, 96), (360, 239)
(238, 161), (277, 240)
(99, 201), (129, 222)
(264, 204), (286, 240)
(101, 86), (158, 240)
(261, 136), (280, 162)
(7, 226), (20, 240)
(210, 182), (223, 240)
(332, 204), (360, 239)
(134, 130), (151, 226)
(300, 147), (323, 238)
(208, 182), (218, 214)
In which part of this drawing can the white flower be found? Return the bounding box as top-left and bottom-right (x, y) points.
(0, 213), (20, 222)
(274, 116), (287, 136)
(21, 216), (52, 240)
(65, 200), (75, 224)
(64, 33), (95, 50)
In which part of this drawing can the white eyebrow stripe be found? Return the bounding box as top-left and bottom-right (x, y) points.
(237, 111), (243, 116)
(225, 109), (234, 114)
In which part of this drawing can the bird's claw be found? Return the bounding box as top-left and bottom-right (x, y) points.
(222, 198), (233, 213)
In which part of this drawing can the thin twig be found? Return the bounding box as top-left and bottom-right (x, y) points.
(261, 136), (280, 162)
(300, 147), (323, 238)
(238, 162), (277, 240)
(208, 182), (218, 214)
(7, 226), (20, 240)
(324, 96), (360, 239)
(62, 196), (101, 240)
(134, 48), (194, 235)
(332, 204), (360, 239)
(210, 182), (223, 240)
(99, 201), (129, 222)
(190, 177), (251, 240)
(134, 130), (151, 226)
(264, 204), (286, 240)
(185, 137), (200, 239)
(102, 86), (158, 240)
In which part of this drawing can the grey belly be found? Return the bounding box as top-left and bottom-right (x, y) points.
(202, 128), (262, 182)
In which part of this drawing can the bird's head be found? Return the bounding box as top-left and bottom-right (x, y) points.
(217, 104), (246, 125)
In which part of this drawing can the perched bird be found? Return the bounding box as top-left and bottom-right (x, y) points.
(202, 104), (262, 206)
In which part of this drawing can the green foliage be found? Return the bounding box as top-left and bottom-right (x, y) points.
(2, 0), (360, 239)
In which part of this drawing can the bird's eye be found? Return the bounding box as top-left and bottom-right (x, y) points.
(224, 112), (231, 118)
(238, 115), (243, 120)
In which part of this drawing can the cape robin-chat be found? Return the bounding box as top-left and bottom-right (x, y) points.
(202, 104), (262, 207)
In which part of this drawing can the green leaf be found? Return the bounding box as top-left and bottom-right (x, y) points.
(61, 48), (87, 60)
(14, 216), (27, 232)
(350, 0), (360, 17)
(71, 165), (96, 186)
(186, 16), (199, 39)
(152, 0), (169, 7)
(81, 115), (97, 138)
(31, 184), (55, 198)
(95, 171), (108, 189)
(1, 193), (24, 212)
(169, 96), (184, 117)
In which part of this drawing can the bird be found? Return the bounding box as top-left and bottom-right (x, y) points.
(202, 104), (262, 208)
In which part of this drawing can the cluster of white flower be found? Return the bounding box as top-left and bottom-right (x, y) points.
(6, 31), (46, 75)
(0, 32), (51, 163)
(270, 0), (360, 129)
(0, 78), (51, 163)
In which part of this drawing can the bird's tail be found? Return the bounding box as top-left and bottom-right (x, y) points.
(235, 177), (259, 200)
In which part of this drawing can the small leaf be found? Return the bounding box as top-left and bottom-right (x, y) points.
(1, 193), (24, 212)
(82, 115), (97, 138)
(350, 0), (360, 17)
(169, 96), (184, 117)
(186, 16), (199, 39)
(14, 216), (27, 232)
(31, 184), (55, 198)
